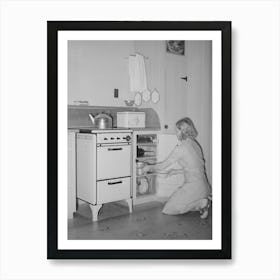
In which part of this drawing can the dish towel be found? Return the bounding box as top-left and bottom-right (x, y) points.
(128, 53), (147, 93)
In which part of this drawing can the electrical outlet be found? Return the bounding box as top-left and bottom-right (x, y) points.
(114, 88), (119, 98)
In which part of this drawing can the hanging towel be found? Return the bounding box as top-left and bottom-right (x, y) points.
(128, 55), (137, 92)
(128, 53), (147, 93)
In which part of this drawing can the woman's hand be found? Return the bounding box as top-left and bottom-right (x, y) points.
(142, 164), (153, 174)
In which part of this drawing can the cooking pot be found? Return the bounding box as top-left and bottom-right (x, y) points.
(137, 147), (145, 157)
(138, 177), (149, 194)
(136, 161), (147, 176)
(89, 112), (113, 129)
(137, 147), (155, 157)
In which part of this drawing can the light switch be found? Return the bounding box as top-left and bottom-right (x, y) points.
(114, 89), (119, 98)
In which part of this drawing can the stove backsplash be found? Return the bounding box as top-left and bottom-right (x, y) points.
(68, 105), (161, 129)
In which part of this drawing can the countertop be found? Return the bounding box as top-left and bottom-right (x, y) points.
(68, 126), (160, 132)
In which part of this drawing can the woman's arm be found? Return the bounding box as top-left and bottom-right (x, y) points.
(144, 145), (182, 173)
(149, 158), (174, 173)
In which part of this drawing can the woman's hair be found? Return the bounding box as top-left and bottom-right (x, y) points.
(176, 117), (198, 140)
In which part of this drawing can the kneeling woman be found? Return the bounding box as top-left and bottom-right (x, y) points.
(143, 117), (211, 218)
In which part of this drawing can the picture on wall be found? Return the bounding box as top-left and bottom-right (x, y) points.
(166, 40), (185, 55)
(47, 21), (231, 259)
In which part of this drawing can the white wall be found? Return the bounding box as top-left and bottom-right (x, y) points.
(68, 40), (134, 106)
(68, 40), (166, 118)
(186, 41), (212, 183)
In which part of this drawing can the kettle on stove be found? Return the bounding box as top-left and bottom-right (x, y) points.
(89, 112), (113, 129)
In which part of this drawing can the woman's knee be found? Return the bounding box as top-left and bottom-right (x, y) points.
(162, 203), (181, 215)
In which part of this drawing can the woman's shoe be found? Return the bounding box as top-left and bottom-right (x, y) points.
(200, 208), (208, 219)
(199, 198), (211, 219)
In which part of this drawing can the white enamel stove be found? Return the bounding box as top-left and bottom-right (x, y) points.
(76, 129), (133, 221)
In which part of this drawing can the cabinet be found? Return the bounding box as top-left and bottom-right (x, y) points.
(68, 131), (77, 219)
(133, 131), (159, 204)
(132, 132), (185, 204)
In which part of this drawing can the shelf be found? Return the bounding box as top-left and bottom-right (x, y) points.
(136, 172), (158, 178)
(136, 156), (157, 160)
(136, 191), (156, 197)
(137, 143), (157, 146)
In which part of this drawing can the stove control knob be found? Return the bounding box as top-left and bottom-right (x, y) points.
(116, 137), (120, 140)
(125, 135), (131, 141)
(111, 137), (114, 140)
(104, 137), (108, 140)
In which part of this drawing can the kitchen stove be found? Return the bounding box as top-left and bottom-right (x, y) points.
(79, 129), (132, 143)
(77, 129), (133, 221)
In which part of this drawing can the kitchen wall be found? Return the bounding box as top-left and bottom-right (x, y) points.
(68, 40), (212, 184)
(68, 40), (135, 106)
(133, 41), (165, 131)
(185, 41), (212, 184)
(68, 40), (165, 124)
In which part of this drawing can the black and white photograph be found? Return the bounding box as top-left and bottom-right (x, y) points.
(68, 40), (213, 239)
(48, 21), (231, 259)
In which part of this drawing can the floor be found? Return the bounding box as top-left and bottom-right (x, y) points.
(68, 200), (212, 240)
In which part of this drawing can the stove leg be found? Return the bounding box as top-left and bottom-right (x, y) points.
(126, 198), (133, 213)
(89, 204), (102, 222)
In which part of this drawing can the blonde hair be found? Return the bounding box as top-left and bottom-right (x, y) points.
(176, 117), (198, 140)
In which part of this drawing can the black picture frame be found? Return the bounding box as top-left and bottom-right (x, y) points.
(47, 21), (231, 259)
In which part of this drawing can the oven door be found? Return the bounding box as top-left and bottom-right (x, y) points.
(97, 144), (131, 180)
